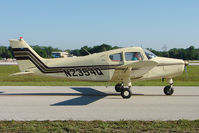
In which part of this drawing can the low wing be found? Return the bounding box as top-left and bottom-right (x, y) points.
(118, 60), (158, 79)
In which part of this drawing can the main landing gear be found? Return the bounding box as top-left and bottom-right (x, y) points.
(115, 83), (132, 99)
(115, 78), (175, 98)
(163, 78), (174, 95)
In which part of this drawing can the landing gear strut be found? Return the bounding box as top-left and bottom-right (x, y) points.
(164, 78), (174, 95)
(115, 83), (132, 99)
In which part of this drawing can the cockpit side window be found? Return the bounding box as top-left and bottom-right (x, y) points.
(109, 53), (122, 61)
(125, 52), (143, 61)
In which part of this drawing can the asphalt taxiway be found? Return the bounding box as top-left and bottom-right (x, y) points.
(0, 86), (199, 121)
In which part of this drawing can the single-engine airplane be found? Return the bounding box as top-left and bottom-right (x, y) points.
(9, 37), (188, 99)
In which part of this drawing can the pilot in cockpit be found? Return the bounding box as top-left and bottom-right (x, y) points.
(132, 52), (142, 61)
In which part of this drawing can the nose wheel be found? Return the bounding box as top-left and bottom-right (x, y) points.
(115, 83), (132, 99)
(164, 85), (174, 95)
(164, 78), (174, 95)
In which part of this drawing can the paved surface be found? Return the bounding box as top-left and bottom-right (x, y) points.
(0, 62), (17, 65)
(0, 86), (199, 121)
(189, 63), (199, 66)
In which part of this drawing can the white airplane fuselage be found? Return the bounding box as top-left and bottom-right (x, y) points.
(10, 39), (184, 83)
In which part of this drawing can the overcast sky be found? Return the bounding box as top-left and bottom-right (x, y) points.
(0, 0), (199, 50)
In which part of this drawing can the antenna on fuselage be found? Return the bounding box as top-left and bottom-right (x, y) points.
(82, 48), (91, 55)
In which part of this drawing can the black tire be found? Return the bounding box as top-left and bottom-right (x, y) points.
(115, 84), (123, 92)
(121, 88), (132, 99)
(164, 85), (174, 95)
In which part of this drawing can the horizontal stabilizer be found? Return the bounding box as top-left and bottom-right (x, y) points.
(9, 71), (34, 76)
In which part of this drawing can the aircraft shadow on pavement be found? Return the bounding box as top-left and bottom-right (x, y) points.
(51, 87), (119, 106)
(0, 87), (118, 106)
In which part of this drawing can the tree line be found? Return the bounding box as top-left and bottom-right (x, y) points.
(0, 44), (198, 60)
(148, 46), (199, 60)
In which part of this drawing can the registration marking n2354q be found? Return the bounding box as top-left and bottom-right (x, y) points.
(64, 67), (103, 77)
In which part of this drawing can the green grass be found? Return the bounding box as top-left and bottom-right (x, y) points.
(0, 120), (199, 133)
(0, 65), (199, 86)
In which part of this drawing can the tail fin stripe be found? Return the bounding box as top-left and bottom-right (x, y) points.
(14, 52), (56, 72)
(15, 55), (63, 73)
(15, 56), (63, 73)
(13, 48), (49, 68)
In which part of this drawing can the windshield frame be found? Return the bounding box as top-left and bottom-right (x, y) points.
(144, 49), (157, 59)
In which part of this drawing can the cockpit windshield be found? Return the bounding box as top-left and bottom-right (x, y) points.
(144, 49), (157, 59)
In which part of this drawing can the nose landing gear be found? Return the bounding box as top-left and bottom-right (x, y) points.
(164, 78), (174, 95)
(164, 85), (174, 95)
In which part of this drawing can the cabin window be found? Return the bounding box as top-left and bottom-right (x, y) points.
(109, 53), (122, 61)
(125, 52), (143, 61)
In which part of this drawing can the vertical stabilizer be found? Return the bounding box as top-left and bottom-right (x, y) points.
(9, 37), (44, 72)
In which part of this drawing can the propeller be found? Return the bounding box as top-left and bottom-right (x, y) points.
(184, 60), (189, 79)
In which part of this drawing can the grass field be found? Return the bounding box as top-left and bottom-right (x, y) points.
(0, 120), (199, 133)
(0, 65), (199, 86)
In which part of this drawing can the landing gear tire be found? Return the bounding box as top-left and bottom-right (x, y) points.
(115, 83), (123, 92)
(164, 85), (174, 95)
(121, 88), (132, 99)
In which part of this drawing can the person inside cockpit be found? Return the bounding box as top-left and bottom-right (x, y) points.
(132, 52), (142, 60)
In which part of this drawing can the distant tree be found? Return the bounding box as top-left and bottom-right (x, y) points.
(79, 46), (91, 56)
(0, 46), (12, 59)
(185, 46), (195, 60)
(8, 46), (14, 58)
(195, 48), (199, 60)
(177, 49), (186, 59)
(32, 45), (47, 58)
(90, 44), (112, 53)
(70, 49), (81, 56)
(31, 45), (62, 58)
(169, 48), (178, 58)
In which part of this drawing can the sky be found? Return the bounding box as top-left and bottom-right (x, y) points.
(0, 0), (199, 50)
